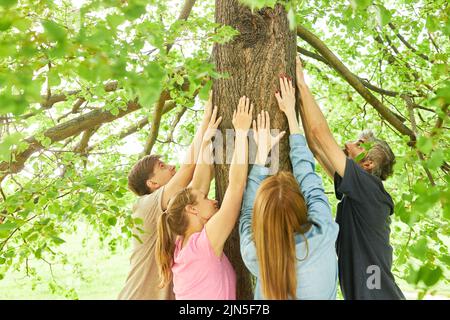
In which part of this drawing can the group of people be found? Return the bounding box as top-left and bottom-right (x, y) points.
(117, 57), (405, 300)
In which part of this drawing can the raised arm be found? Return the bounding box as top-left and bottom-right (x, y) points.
(275, 77), (333, 227)
(239, 111), (285, 273)
(205, 96), (253, 257)
(295, 57), (346, 178)
(162, 93), (213, 209)
(189, 107), (222, 196)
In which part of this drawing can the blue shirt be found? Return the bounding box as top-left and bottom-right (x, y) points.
(239, 134), (339, 300)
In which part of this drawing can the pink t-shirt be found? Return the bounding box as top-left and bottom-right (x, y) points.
(172, 228), (236, 300)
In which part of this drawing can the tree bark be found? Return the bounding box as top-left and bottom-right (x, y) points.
(213, 0), (296, 299)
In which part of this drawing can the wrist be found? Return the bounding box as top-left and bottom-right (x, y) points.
(235, 129), (249, 136)
(285, 109), (297, 119)
(255, 151), (268, 166)
(201, 140), (212, 148)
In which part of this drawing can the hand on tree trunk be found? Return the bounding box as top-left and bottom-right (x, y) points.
(275, 76), (302, 135)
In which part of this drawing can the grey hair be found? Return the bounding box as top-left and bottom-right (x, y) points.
(358, 130), (396, 181)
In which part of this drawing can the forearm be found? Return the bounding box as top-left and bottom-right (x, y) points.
(229, 131), (248, 189)
(298, 105), (334, 177)
(190, 141), (214, 194)
(285, 110), (301, 135)
(299, 84), (334, 150)
(312, 146), (335, 179)
(299, 83), (346, 176)
(182, 117), (209, 167)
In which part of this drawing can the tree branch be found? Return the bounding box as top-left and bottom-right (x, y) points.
(74, 126), (100, 154)
(162, 107), (187, 143)
(403, 94), (436, 186)
(141, 0), (198, 154)
(21, 81), (118, 119)
(388, 23), (430, 62)
(85, 101), (177, 153)
(0, 100), (141, 183)
(296, 25), (415, 140)
(297, 46), (400, 97)
(141, 91), (171, 156)
(166, 0), (197, 53)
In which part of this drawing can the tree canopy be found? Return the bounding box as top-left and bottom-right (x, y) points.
(0, 0), (448, 299)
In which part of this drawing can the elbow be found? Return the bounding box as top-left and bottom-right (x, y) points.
(310, 123), (324, 138)
(310, 124), (329, 149)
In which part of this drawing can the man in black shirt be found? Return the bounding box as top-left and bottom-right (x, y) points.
(294, 57), (405, 300)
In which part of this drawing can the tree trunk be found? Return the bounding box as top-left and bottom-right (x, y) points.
(213, 0), (296, 299)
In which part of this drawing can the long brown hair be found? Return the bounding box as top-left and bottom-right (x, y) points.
(252, 171), (311, 300)
(155, 187), (197, 288)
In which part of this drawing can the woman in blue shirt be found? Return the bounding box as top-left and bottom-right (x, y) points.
(239, 76), (339, 299)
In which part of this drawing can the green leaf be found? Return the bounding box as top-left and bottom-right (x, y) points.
(0, 132), (25, 162)
(377, 5), (391, 26)
(431, 64), (448, 80)
(106, 14), (126, 29)
(0, 16), (13, 31)
(417, 136), (433, 154)
(239, 0), (277, 10)
(0, 222), (17, 232)
(287, 7), (296, 30)
(123, 3), (146, 19)
(445, 15), (450, 36)
(426, 150), (444, 170)
(426, 15), (439, 32)
(13, 18), (31, 32)
(439, 254), (450, 265)
(406, 266), (419, 284)
(85, 176), (98, 188)
(0, 0), (17, 8)
(51, 236), (65, 245)
(354, 150), (368, 163)
(43, 21), (67, 43)
(418, 266), (443, 287)
(107, 216), (117, 226)
(109, 107), (119, 116)
(409, 238), (428, 260)
(351, 0), (372, 10)
(198, 81), (212, 101)
(48, 69), (61, 87)
(0, 222), (17, 238)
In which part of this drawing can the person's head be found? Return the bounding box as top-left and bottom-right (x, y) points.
(343, 130), (396, 181)
(252, 171), (311, 300)
(155, 187), (219, 287)
(127, 155), (177, 196)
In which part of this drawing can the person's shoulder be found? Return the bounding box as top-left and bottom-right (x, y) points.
(138, 186), (165, 206)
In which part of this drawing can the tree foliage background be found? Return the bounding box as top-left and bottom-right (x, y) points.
(0, 0), (448, 299)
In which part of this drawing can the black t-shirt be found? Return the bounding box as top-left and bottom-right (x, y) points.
(334, 158), (405, 300)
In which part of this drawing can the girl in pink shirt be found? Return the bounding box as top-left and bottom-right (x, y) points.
(155, 96), (256, 300)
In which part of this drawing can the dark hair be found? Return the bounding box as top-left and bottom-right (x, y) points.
(127, 155), (161, 196)
(359, 130), (396, 181)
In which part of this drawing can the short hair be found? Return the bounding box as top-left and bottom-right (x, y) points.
(127, 155), (161, 196)
(359, 130), (395, 180)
